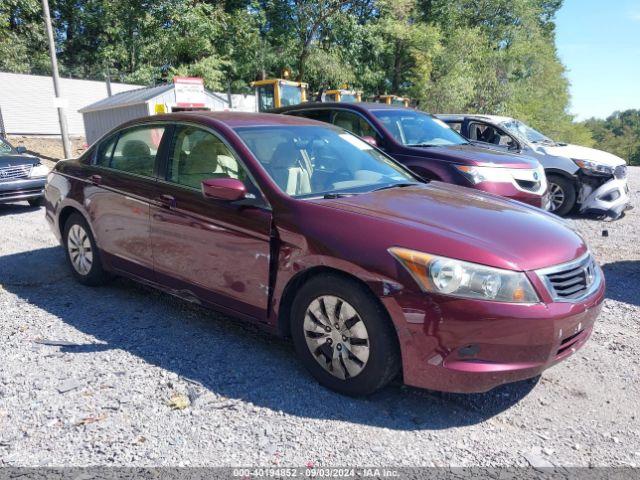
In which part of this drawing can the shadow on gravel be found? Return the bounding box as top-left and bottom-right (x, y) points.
(0, 246), (538, 431)
(0, 203), (41, 217)
(602, 261), (640, 306)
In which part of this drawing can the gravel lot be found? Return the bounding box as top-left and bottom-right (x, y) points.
(0, 169), (638, 468)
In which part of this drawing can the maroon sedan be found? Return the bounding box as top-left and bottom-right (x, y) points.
(44, 112), (604, 396)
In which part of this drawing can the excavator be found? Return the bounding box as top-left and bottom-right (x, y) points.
(251, 70), (308, 112)
(322, 88), (362, 103)
(377, 95), (410, 107)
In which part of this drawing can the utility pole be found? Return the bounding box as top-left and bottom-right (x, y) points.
(42, 0), (71, 159)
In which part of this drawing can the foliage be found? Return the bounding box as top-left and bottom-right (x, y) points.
(583, 110), (640, 165)
(0, 0), (599, 144)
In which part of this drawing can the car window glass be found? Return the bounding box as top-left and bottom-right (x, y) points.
(168, 126), (248, 190)
(291, 109), (332, 123)
(234, 125), (417, 198)
(371, 110), (467, 146)
(469, 122), (514, 147)
(447, 122), (462, 133)
(357, 117), (379, 139)
(0, 139), (12, 154)
(331, 111), (380, 141)
(109, 126), (165, 176)
(95, 134), (118, 167)
(332, 111), (359, 133)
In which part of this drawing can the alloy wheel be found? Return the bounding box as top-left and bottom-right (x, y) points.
(303, 295), (370, 380)
(67, 224), (93, 275)
(549, 182), (566, 212)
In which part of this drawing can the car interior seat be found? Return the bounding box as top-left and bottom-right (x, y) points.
(119, 140), (152, 175)
(269, 142), (312, 195)
(177, 138), (221, 188)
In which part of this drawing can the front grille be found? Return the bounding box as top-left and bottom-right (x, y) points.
(614, 165), (627, 179)
(515, 179), (542, 192)
(0, 164), (31, 181)
(537, 254), (600, 302)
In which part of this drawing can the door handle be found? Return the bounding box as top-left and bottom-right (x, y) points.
(157, 194), (176, 209)
(89, 174), (102, 185)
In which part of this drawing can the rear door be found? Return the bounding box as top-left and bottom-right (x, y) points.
(150, 124), (272, 321)
(85, 124), (169, 277)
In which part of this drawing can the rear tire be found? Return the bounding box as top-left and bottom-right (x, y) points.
(28, 196), (44, 207)
(63, 213), (109, 286)
(547, 174), (577, 216)
(290, 273), (400, 396)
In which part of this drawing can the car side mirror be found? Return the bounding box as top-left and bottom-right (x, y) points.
(361, 136), (378, 147)
(15, 146), (27, 154)
(201, 178), (246, 201)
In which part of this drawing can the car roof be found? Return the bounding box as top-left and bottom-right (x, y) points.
(274, 102), (422, 114)
(131, 110), (333, 128)
(437, 113), (515, 124)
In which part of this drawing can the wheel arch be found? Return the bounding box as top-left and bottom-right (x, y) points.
(57, 204), (99, 247)
(276, 265), (399, 348)
(545, 168), (577, 182)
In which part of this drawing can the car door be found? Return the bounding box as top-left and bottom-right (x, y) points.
(84, 124), (168, 278)
(150, 124), (272, 321)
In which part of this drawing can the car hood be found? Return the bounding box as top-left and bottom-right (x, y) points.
(535, 144), (626, 167)
(403, 143), (539, 169)
(0, 153), (38, 167)
(310, 182), (586, 272)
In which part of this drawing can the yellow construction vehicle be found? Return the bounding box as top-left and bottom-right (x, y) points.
(323, 89), (362, 103)
(251, 73), (308, 112)
(378, 95), (410, 107)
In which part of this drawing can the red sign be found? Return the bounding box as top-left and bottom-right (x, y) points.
(173, 77), (205, 108)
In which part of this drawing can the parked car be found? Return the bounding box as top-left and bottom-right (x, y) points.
(437, 114), (631, 218)
(45, 112), (604, 396)
(273, 103), (548, 208)
(0, 137), (49, 206)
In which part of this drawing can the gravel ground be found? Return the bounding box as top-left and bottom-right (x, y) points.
(7, 135), (86, 162)
(0, 169), (639, 468)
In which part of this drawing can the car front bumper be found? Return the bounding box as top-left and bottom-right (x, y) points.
(579, 177), (631, 219)
(382, 269), (605, 393)
(0, 177), (46, 203)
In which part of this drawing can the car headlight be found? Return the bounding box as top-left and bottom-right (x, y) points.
(29, 163), (50, 178)
(572, 159), (614, 176)
(388, 247), (539, 303)
(454, 165), (514, 184)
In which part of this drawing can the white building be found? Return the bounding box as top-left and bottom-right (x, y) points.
(0, 72), (258, 144)
(0, 71), (140, 136)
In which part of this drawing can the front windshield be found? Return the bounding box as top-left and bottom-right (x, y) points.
(372, 110), (468, 147)
(501, 119), (554, 145)
(0, 138), (12, 154)
(234, 125), (418, 198)
(280, 84), (303, 107)
(341, 93), (357, 103)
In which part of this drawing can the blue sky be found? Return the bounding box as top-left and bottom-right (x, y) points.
(555, 0), (640, 120)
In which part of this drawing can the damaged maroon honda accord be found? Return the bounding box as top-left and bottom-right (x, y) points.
(44, 112), (604, 396)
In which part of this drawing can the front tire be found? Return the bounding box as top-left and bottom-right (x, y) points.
(290, 273), (400, 396)
(63, 213), (109, 286)
(547, 174), (577, 216)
